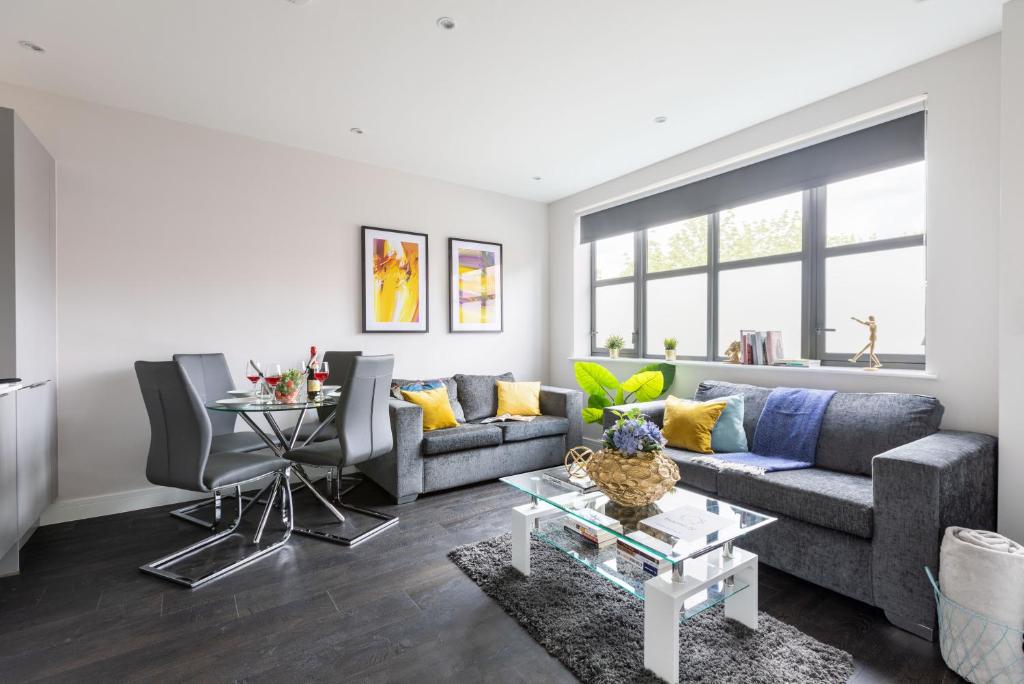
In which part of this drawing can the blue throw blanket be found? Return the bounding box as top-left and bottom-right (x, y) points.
(695, 387), (836, 474)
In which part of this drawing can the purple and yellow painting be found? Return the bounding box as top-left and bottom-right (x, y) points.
(457, 247), (497, 325)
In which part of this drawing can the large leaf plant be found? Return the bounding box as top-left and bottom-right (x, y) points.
(574, 361), (675, 424)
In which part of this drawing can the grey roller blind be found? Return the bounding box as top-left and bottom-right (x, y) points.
(580, 111), (925, 244)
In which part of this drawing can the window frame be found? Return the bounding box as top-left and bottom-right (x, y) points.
(589, 175), (926, 369)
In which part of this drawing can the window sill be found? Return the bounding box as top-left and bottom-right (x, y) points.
(569, 356), (937, 380)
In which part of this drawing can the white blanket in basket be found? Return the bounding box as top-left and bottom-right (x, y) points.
(939, 527), (1024, 682)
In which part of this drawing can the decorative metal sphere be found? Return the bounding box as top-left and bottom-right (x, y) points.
(564, 446), (594, 479)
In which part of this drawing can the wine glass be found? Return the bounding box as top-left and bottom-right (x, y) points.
(245, 360), (262, 401)
(265, 364), (282, 404)
(314, 361), (330, 401)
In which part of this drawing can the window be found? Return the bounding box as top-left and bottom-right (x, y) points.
(589, 161), (926, 367)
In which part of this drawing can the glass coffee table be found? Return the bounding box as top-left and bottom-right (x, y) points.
(500, 466), (776, 684)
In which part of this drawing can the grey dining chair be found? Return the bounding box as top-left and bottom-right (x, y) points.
(284, 350), (362, 445)
(172, 353), (268, 529)
(135, 360), (293, 588)
(286, 354), (397, 546)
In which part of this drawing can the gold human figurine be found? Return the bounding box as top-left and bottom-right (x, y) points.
(724, 340), (742, 364)
(849, 315), (882, 370)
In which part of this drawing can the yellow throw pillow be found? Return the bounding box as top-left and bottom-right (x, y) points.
(662, 395), (727, 454)
(400, 386), (458, 431)
(496, 380), (542, 417)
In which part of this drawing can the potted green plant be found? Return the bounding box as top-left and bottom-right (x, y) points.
(274, 368), (304, 404)
(605, 334), (625, 359)
(663, 337), (678, 361)
(574, 360), (675, 423)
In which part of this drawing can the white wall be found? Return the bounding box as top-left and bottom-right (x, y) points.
(0, 82), (549, 522)
(549, 39), (1001, 433)
(999, 1), (1024, 544)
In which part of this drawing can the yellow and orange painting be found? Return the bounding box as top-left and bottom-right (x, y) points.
(372, 238), (420, 323)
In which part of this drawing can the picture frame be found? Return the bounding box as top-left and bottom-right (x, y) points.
(449, 237), (503, 333)
(362, 226), (429, 333)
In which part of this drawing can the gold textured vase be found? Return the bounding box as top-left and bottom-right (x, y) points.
(586, 449), (680, 507)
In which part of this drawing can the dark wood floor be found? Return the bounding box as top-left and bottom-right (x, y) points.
(0, 479), (959, 683)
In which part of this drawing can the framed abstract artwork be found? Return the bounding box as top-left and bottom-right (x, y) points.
(362, 226), (429, 333)
(449, 238), (503, 333)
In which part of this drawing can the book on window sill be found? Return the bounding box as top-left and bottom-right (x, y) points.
(479, 414), (536, 423)
(771, 359), (821, 368)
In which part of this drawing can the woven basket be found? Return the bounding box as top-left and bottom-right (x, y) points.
(586, 449), (680, 507)
(927, 567), (1024, 683)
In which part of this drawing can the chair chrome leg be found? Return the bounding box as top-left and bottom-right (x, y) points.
(292, 465), (346, 524)
(292, 473), (398, 547)
(140, 470), (293, 589)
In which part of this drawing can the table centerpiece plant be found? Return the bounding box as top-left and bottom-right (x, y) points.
(274, 368), (304, 404)
(587, 407), (680, 507)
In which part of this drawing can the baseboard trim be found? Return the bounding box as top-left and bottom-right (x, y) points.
(40, 486), (209, 526)
(40, 465), (354, 525)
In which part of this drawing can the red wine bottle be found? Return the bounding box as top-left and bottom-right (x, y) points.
(306, 345), (320, 401)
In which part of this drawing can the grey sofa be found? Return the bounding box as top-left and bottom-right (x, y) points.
(359, 373), (583, 505)
(603, 380), (997, 640)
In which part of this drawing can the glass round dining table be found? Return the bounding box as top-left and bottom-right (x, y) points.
(205, 395), (340, 455)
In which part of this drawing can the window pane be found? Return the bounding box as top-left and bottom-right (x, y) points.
(594, 283), (634, 350)
(594, 233), (634, 280)
(646, 274), (707, 356)
(826, 161), (925, 247)
(824, 246), (925, 356)
(718, 262), (802, 358)
(646, 216), (708, 273)
(719, 192), (802, 263)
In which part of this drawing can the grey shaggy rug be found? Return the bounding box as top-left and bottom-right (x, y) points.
(448, 534), (854, 684)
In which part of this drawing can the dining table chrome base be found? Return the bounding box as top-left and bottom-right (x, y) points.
(175, 398), (339, 531)
(141, 470), (294, 589)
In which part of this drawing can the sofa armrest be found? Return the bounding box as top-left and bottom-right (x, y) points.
(540, 385), (584, 448)
(356, 399), (424, 503)
(872, 430), (997, 630)
(601, 400), (667, 429)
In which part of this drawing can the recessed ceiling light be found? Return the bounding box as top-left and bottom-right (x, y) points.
(436, 16), (457, 30)
(18, 40), (45, 53)
(653, 116), (668, 124)
(532, 176), (542, 181)
(349, 127), (363, 135)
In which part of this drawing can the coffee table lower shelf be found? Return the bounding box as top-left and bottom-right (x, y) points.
(532, 515), (750, 619)
(511, 500), (760, 684)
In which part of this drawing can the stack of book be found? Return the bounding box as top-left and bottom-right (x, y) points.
(738, 330), (785, 365)
(562, 508), (623, 549)
(616, 530), (674, 578)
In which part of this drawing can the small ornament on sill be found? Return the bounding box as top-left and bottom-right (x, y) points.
(724, 340), (742, 364)
(849, 315), (882, 371)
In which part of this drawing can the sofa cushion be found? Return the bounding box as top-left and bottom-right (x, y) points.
(421, 424), (503, 456)
(663, 447), (720, 494)
(695, 380), (944, 476)
(454, 372), (514, 421)
(717, 467), (874, 539)
(492, 416), (569, 443)
(814, 392), (943, 476)
(393, 377), (466, 423)
(695, 381), (770, 449)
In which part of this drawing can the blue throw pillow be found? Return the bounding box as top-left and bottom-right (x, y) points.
(708, 394), (747, 453)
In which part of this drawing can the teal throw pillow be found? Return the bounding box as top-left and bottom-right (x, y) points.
(708, 394), (747, 453)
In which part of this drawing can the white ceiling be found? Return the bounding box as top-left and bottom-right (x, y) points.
(0, 0), (1003, 202)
